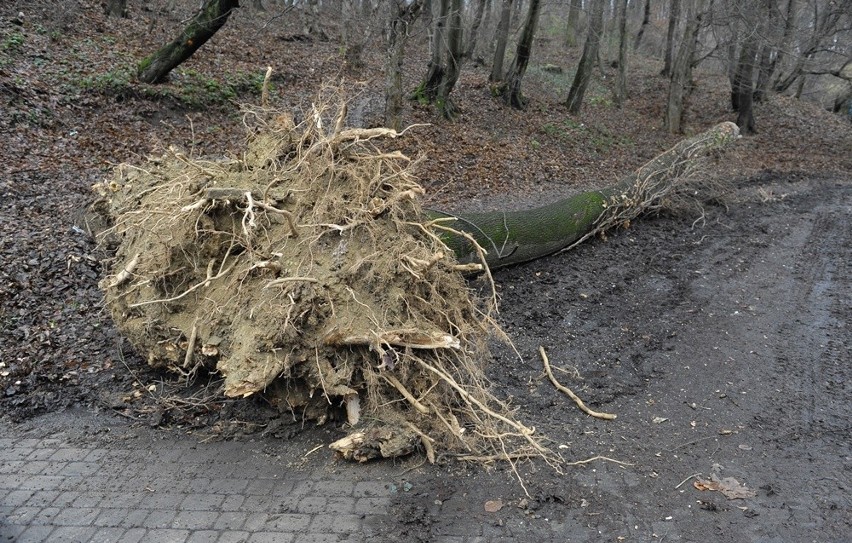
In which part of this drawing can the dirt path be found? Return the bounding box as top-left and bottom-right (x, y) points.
(378, 173), (851, 542)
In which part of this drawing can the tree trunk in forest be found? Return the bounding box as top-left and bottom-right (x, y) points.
(664, 2), (701, 133)
(753, 0), (777, 102)
(137, 0), (240, 84)
(565, 0), (582, 47)
(420, 0), (463, 118)
(771, 0), (797, 89)
(732, 30), (759, 134)
(384, 0), (424, 130)
(490, 0), (513, 82)
(614, 0), (628, 107)
(422, 0), (449, 98)
(429, 122), (740, 269)
(105, 0), (128, 18)
(500, 0), (542, 109)
(463, 0), (487, 60)
(566, 0), (605, 114)
(661, 0), (682, 77)
(634, 0), (651, 49)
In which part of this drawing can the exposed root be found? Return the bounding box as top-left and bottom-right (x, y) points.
(540, 346), (617, 421)
(94, 84), (554, 469)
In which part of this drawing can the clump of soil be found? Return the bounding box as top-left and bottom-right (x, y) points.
(91, 91), (550, 464)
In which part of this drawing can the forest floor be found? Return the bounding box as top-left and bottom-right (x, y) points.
(1, 2), (850, 541)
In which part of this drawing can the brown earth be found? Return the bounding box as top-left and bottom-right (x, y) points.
(1, 2), (850, 541)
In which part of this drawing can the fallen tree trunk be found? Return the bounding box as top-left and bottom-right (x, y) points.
(429, 122), (740, 268)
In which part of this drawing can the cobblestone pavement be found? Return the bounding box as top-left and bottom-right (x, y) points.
(0, 410), (415, 543)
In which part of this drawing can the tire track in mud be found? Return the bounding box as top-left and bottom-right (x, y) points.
(777, 205), (849, 432)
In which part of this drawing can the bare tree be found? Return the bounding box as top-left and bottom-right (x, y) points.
(664, 0), (703, 133)
(137, 0), (240, 84)
(566, 0), (605, 113)
(420, 0), (464, 118)
(661, 0), (682, 76)
(615, 0), (628, 107)
(490, 0), (514, 82)
(384, 0), (425, 129)
(565, 0), (582, 47)
(463, 0), (487, 60)
(634, 0), (651, 49)
(500, 0), (542, 108)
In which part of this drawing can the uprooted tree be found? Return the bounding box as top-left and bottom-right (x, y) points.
(92, 91), (739, 465)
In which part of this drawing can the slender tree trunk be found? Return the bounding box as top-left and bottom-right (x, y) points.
(664, 1), (701, 133)
(463, 0), (487, 60)
(436, 0), (463, 117)
(634, 0), (651, 49)
(423, 0), (449, 98)
(753, 0), (776, 102)
(614, 0), (628, 107)
(771, 0), (797, 89)
(566, 0), (582, 47)
(384, 0), (424, 130)
(566, 0), (605, 114)
(501, 0), (542, 108)
(661, 0), (682, 76)
(137, 0), (240, 84)
(733, 29), (759, 133)
(490, 0), (513, 82)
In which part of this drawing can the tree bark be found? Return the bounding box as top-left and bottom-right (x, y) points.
(566, 0), (605, 114)
(661, 0), (682, 77)
(732, 30), (759, 133)
(753, 0), (777, 102)
(384, 0), (424, 130)
(614, 0), (628, 107)
(137, 0), (240, 84)
(429, 123), (741, 269)
(463, 0), (487, 60)
(500, 0), (542, 108)
(770, 0), (797, 89)
(633, 0), (651, 49)
(565, 0), (582, 47)
(420, 0), (463, 118)
(664, 1), (701, 133)
(490, 0), (513, 82)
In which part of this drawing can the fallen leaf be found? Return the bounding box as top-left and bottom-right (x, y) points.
(693, 474), (756, 500)
(484, 499), (504, 512)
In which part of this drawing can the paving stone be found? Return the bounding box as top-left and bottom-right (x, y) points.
(212, 511), (248, 530)
(354, 497), (391, 513)
(325, 497), (356, 513)
(15, 525), (54, 543)
(219, 494), (245, 512)
(294, 534), (343, 543)
(142, 528), (190, 542)
(216, 531), (251, 543)
(241, 513), (269, 532)
(311, 480), (355, 497)
(171, 511), (220, 530)
(50, 526), (98, 541)
(48, 449), (90, 463)
(187, 530), (221, 542)
(1, 489), (35, 507)
(180, 493), (226, 511)
(23, 490), (60, 507)
(91, 527), (127, 542)
(246, 532), (294, 543)
(309, 513), (361, 533)
(263, 512), (311, 531)
(353, 481), (391, 498)
(143, 510), (178, 529)
(117, 527), (148, 543)
(52, 507), (100, 526)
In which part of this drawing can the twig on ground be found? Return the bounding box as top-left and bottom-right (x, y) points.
(540, 346), (617, 420)
(564, 455), (633, 467)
